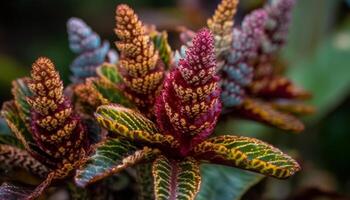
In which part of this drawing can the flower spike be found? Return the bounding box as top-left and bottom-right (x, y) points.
(207, 0), (239, 56)
(221, 10), (268, 107)
(155, 29), (221, 155)
(262, 0), (296, 55)
(115, 5), (165, 116)
(27, 57), (88, 167)
(67, 17), (118, 83)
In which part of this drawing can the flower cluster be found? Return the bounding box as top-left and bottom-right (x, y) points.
(27, 57), (88, 166)
(216, 0), (313, 132)
(68, 17), (118, 83)
(221, 10), (268, 107)
(207, 0), (238, 57)
(0, 1), (313, 199)
(155, 29), (221, 155)
(74, 29), (300, 200)
(1, 57), (90, 200)
(114, 5), (165, 116)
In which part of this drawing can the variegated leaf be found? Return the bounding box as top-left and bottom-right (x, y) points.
(1, 101), (32, 149)
(1, 101), (59, 167)
(236, 98), (305, 132)
(271, 100), (315, 115)
(96, 63), (123, 85)
(0, 144), (48, 177)
(75, 138), (160, 187)
(192, 135), (300, 179)
(91, 78), (134, 108)
(152, 155), (201, 200)
(11, 78), (32, 128)
(151, 31), (173, 69)
(95, 104), (179, 148)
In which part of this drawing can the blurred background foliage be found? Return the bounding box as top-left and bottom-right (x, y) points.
(1, 0), (350, 199)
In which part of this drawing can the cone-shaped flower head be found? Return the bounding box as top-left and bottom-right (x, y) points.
(27, 57), (87, 167)
(115, 5), (164, 116)
(67, 17), (118, 83)
(155, 29), (221, 155)
(262, 0), (296, 55)
(207, 0), (239, 56)
(221, 10), (268, 107)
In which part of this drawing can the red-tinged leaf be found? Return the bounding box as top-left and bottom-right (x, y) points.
(1, 101), (56, 167)
(0, 144), (49, 178)
(152, 155), (201, 200)
(249, 76), (311, 99)
(75, 138), (160, 187)
(0, 182), (34, 200)
(11, 78), (32, 130)
(192, 135), (300, 179)
(1, 101), (32, 150)
(271, 100), (315, 115)
(236, 98), (305, 132)
(27, 163), (83, 200)
(26, 171), (56, 200)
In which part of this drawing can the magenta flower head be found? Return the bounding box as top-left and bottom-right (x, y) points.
(155, 29), (221, 156)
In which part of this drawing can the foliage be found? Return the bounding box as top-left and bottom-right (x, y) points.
(1, 57), (90, 199)
(75, 28), (300, 200)
(0, 0), (316, 199)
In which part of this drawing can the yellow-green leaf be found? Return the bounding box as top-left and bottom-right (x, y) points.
(192, 135), (300, 179)
(75, 138), (160, 187)
(152, 155), (201, 200)
(1, 101), (32, 150)
(151, 31), (173, 69)
(95, 104), (179, 148)
(92, 78), (134, 108)
(96, 63), (123, 85)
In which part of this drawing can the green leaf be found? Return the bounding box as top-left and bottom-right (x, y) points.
(1, 101), (56, 167)
(75, 138), (160, 187)
(95, 104), (179, 148)
(152, 155), (201, 200)
(11, 78), (32, 128)
(287, 32), (350, 122)
(96, 63), (123, 85)
(193, 135), (300, 179)
(151, 31), (173, 69)
(0, 134), (23, 148)
(196, 164), (264, 200)
(92, 78), (134, 108)
(1, 101), (33, 149)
